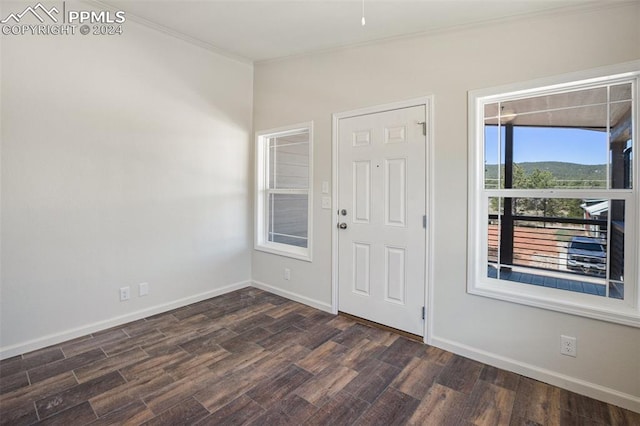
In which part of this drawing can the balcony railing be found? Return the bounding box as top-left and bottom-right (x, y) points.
(487, 214), (624, 299)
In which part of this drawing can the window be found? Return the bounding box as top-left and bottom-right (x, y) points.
(255, 123), (313, 261)
(468, 63), (640, 326)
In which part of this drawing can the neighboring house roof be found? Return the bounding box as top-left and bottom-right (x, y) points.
(581, 200), (608, 216)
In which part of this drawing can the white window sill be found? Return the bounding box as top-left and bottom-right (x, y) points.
(255, 242), (312, 262)
(469, 277), (640, 328)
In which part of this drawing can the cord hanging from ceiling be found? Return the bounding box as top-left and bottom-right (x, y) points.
(361, 0), (366, 26)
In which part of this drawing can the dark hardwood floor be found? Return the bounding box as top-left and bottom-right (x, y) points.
(1, 288), (638, 425)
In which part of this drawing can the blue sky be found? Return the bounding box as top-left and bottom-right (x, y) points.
(484, 126), (608, 165)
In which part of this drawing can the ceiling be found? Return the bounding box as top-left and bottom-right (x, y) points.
(99, 0), (607, 63)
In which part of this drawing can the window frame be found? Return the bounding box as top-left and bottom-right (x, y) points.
(467, 62), (640, 327)
(255, 122), (313, 261)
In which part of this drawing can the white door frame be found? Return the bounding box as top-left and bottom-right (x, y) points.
(331, 96), (435, 343)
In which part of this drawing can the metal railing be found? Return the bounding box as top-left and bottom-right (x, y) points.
(488, 214), (608, 275)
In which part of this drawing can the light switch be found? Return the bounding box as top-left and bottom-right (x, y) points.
(322, 181), (329, 194)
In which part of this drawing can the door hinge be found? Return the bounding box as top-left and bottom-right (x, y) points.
(417, 121), (426, 136)
(422, 306), (425, 320)
(422, 215), (427, 229)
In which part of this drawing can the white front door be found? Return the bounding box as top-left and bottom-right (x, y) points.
(337, 105), (427, 336)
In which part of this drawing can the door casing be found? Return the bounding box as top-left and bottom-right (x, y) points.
(331, 96), (435, 343)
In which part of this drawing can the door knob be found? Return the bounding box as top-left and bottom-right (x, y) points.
(338, 223), (348, 229)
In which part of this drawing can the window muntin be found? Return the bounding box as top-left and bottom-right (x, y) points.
(469, 67), (639, 326)
(255, 124), (313, 260)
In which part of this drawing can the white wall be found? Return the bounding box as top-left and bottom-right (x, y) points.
(253, 3), (640, 411)
(0, 2), (253, 357)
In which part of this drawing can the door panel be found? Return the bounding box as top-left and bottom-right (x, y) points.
(353, 243), (371, 295)
(353, 161), (371, 223)
(385, 246), (406, 303)
(385, 158), (406, 226)
(337, 105), (427, 335)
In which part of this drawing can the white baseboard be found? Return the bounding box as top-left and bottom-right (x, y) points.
(430, 334), (640, 414)
(0, 280), (252, 360)
(251, 280), (333, 314)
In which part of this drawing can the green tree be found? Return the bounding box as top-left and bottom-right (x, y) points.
(513, 167), (560, 216)
(490, 165), (583, 219)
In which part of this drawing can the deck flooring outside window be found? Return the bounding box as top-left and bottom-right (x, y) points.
(487, 266), (625, 299)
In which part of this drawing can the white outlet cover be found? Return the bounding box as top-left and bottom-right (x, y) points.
(321, 196), (331, 209)
(560, 335), (577, 357)
(120, 286), (130, 301)
(139, 282), (149, 296)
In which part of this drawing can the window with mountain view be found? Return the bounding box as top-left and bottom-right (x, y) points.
(468, 64), (639, 326)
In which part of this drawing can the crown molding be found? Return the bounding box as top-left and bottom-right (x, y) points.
(84, 0), (253, 65)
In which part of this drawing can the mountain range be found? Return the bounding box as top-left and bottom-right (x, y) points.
(485, 161), (607, 182)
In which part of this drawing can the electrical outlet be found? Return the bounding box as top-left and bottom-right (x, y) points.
(120, 286), (130, 301)
(139, 282), (149, 297)
(284, 268), (291, 280)
(560, 335), (577, 357)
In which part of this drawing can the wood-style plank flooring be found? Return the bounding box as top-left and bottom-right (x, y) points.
(1, 288), (638, 425)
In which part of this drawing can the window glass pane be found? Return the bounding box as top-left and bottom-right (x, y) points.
(608, 200), (625, 299)
(609, 100), (632, 189)
(268, 131), (309, 189)
(507, 110), (608, 190)
(484, 103), (499, 120)
(487, 196), (618, 297)
(500, 86), (607, 117)
(488, 197), (502, 266)
(268, 193), (308, 248)
(487, 89), (613, 190)
(484, 122), (503, 189)
(611, 83), (632, 102)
